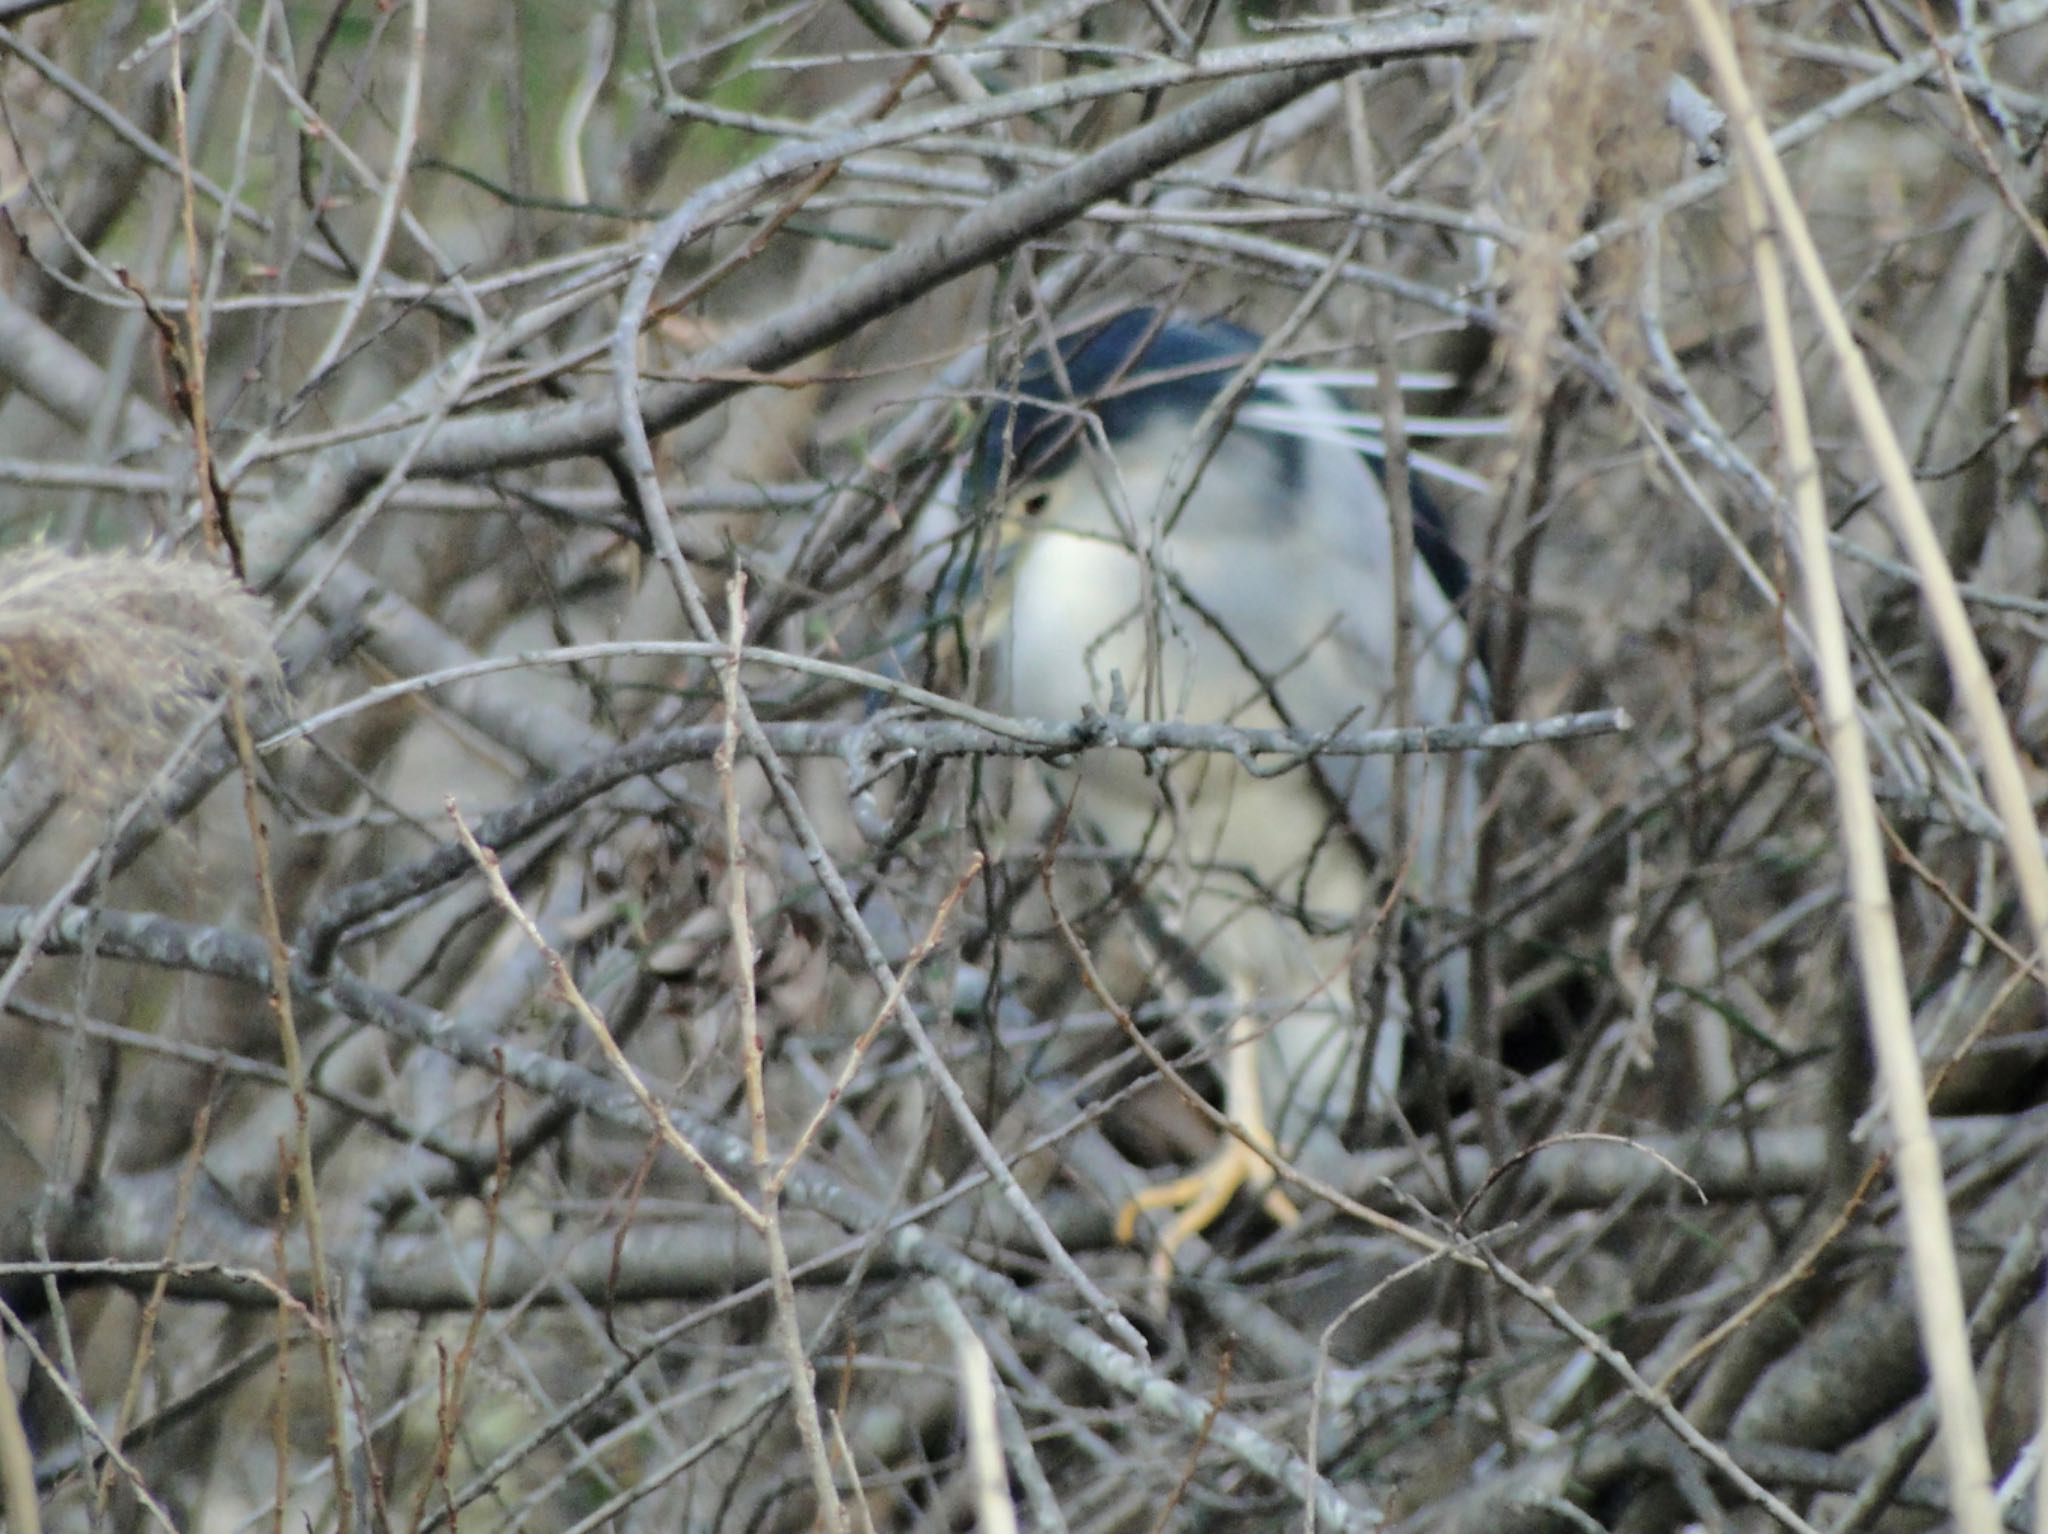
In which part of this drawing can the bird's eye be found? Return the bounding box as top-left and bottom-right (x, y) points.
(1019, 490), (1051, 518)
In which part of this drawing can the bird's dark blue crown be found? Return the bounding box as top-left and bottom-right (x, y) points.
(968, 308), (1470, 604)
(968, 310), (1264, 499)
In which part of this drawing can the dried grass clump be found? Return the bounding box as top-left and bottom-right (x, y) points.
(0, 547), (274, 808)
(1499, 0), (1682, 428)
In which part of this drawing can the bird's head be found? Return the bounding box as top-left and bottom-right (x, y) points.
(955, 308), (1476, 608)
(963, 308), (1270, 549)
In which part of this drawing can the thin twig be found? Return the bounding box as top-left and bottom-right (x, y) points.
(774, 851), (984, 1194)
(445, 805), (762, 1228)
(717, 571), (850, 1533)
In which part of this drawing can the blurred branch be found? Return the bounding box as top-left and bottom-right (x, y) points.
(0, 900), (1385, 1531)
(247, 8), (1542, 583)
(14, 1117), (2036, 1313)
(1575, 0), (2048, 262)
(925, 1281), (1022, 1534)
(1830, 1214), (2047, 1530)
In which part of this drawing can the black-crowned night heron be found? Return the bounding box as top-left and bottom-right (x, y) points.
(963, 308), (1489, 1278)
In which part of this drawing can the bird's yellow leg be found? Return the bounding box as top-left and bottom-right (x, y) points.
(1116, 1015), (1301, 1280)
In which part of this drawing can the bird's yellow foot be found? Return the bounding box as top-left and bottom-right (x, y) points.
(1115, 1135), (1301, 1284)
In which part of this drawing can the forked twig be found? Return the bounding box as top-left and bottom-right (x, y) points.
(775, 851), (984, 1194)
(446, 805), (762, 1230)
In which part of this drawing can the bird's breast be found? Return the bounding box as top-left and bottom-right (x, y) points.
(1001, 530), (1148, 722)
(997, 527), (1374, 918)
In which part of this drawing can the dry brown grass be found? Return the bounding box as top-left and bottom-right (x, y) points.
(0, 548), (272, 810)
(1500, 0), (1682, 430)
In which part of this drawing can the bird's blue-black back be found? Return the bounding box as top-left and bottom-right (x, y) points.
(971, 308), (1472, 605)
